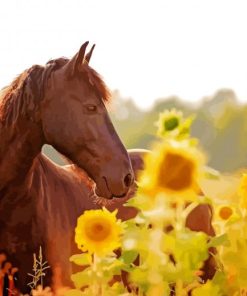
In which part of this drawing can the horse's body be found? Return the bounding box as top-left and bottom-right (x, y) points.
(0, 43), (134, 292)
(0, 154), (83, 290)
(0, 151), (142, 292)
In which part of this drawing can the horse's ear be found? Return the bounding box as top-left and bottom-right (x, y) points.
(84, 44), (96, 64)
(63, 41), (89, 77)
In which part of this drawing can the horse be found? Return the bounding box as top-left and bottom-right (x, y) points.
(0, 42), (134, 292)
(0, 42), (215, 292)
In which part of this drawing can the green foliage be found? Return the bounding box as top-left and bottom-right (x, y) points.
(191, 280), (222, 296)
(70, 254), (92, 266)
(208, 234), (229, 248)
(162, 230), (209, 282)
(120, 250), (139, 265)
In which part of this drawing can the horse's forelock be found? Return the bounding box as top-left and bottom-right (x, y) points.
(82, 65), (111, 104)
(49, 57), (112, 104)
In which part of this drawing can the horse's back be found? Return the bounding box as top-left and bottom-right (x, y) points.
(31, 154), (96, 288)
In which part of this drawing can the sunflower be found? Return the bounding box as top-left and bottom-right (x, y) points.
(75, 208), (123, 256)
(139, 140), (205, 201)
(218, 205), (233, 220)
(155, 109), (195, 140)
(215, 204), (239, 222)
(238, 173), (247, 210)
(156, 109), (183, 138)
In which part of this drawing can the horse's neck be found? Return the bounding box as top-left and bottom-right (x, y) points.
(0, 119), (43, 192)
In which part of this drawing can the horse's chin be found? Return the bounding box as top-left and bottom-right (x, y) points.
(91, 185), (137, 207)
(66, 162), (134, 201)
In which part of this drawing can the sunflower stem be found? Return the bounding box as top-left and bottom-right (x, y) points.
(92, 253), (103, 296)
(182, 202), (198, 222)
(176, 201), (185, 231)
(92, 253), (99, 295)
(175, 279), (184, 295)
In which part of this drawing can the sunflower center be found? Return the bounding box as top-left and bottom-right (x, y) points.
(157, 152), (194, 191)
(85, 220), (111, 242)
(164, 117), (179, 131)
(219, 206), (233, 220)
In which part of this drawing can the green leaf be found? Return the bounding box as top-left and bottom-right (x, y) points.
(129, 267), (147, 283)
(129, 267), (149, 293)
(121, 264), (136, 273)
(178, 115), (195, 136)
(120, 250), (139, 265)
(71, 270), (92, 289)
(163, 230), (209, 280)
(69, 253), (92, 266)
(103, 259), (125, 273)
(208, 234), (229, 248)
(212, 270), (227, 287)
(192, 281), (222, 296)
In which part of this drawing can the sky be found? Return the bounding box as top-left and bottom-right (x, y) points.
(1, 0), (247, 109)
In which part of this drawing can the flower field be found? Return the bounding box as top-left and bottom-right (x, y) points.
(52, 110), (247, 295)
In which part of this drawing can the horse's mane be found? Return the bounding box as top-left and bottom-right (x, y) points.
(0, 57), (111, 126)
(0, 69), (30, 124)
(0, 62), (57, 125)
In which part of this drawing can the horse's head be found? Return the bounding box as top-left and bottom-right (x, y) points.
(41, 42), (134, 199)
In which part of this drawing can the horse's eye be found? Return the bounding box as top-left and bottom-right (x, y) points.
(86, 105), (97, 112)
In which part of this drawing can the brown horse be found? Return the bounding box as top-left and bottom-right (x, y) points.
(0, 42), (215, 292)
(0, 42), (134, 292)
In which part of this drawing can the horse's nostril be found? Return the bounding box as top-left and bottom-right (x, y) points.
(124, 173), (133, 188)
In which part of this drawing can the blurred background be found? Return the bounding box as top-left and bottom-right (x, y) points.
(1, 0), (247, 172)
